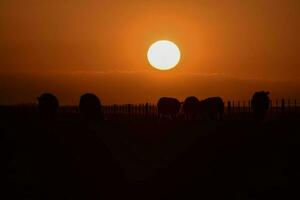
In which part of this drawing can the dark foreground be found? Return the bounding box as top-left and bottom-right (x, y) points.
(2, 110), (300, 200)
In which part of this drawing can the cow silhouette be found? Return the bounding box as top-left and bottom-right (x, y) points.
(79, 93), (103, 122)
(199, 97), (224, 120)
(183, 96), (200, 120)
(251, 91), (270, 121)
(157, 97), (181, 120)
(37, 93), (59, 120)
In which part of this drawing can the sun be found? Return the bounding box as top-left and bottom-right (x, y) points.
(147, 40), (181, 70)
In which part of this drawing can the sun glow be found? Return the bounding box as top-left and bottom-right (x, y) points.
(147, 40), (181, 70)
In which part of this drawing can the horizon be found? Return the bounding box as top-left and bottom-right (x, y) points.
(0, 70), (299, 105)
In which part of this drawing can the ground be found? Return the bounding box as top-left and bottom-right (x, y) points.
(2, 107), (300, 199)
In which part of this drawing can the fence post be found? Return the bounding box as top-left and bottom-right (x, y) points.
(135, 104), (137, 118)
(111, 105), (114, 119)
(281, 99), (285, 114)
(150, 104), (152, 119)
(227, 101), (231, 115)
(145, 103), (149, 119)
(127, 104), (131, 120)
(153, 104), (156, 119)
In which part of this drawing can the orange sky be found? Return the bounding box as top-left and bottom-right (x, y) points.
(1, 0), (299, 104)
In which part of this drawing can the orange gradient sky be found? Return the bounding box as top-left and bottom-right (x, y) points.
(1, 0), (299, 104)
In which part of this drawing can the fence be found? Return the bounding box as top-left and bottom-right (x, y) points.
(102, 103), (158, 120)
(101, 99), (299, 120)
(1, 98), (298, 120)
(225, 99), (299, 114)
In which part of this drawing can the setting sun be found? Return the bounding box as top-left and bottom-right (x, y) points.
(147, 40), (181, 71)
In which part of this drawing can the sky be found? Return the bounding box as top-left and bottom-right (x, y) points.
(1, 0), (299, 105)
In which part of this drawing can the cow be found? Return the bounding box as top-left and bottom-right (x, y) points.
(198, 97), (224, 120)
(79, 93), (104, 122)
(157, 97), (181, 120)
(251, 91), (270, 121)
(37, 93), (59, 120)
(182, 96), (201, 120)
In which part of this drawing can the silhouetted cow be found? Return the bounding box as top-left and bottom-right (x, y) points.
(183, 96), (200, 120)
(157, 97), (181, 120)
(199, 97), (224, 120)
(251, 91), (270, 121)
(79, 93), (103, 121)
(37, 93), (59, 120)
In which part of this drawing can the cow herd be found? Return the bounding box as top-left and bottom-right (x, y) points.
(158, 96), (224, 120)
(158, 91), (270, 121)
(37, 91), (270, 121)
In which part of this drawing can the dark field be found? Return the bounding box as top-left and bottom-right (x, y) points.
(2, 106), (300, 199)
